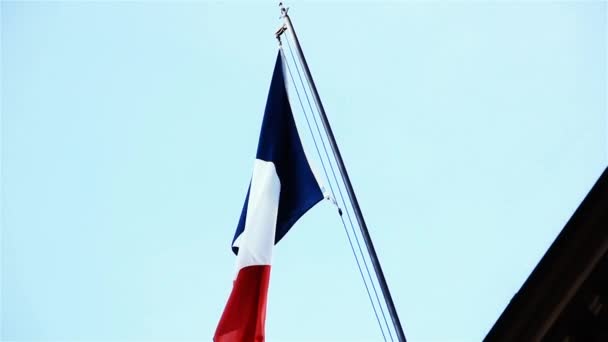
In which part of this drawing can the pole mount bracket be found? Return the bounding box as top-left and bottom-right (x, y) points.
(275, 24), (287, 40)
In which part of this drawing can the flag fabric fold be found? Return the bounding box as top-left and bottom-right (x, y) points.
(214, 51), (324, 342)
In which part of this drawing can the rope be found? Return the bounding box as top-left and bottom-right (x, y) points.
(279, 44), (389, 342)
(284, 37), (395, 342)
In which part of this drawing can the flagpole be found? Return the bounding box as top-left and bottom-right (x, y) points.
(277, 4), (407, 342)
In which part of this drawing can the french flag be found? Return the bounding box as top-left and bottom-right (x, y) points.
(214, 52), (324, 342)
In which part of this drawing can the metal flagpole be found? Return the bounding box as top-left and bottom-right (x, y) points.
(276, 3), (407, 342)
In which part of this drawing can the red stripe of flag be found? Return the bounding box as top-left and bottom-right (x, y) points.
(214, 265), (272, 342)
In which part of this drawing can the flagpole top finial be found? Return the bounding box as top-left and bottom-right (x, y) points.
(279, 2), (288, 17)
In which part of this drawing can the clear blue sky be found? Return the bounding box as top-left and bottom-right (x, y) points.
(2, 1), (606, 341)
